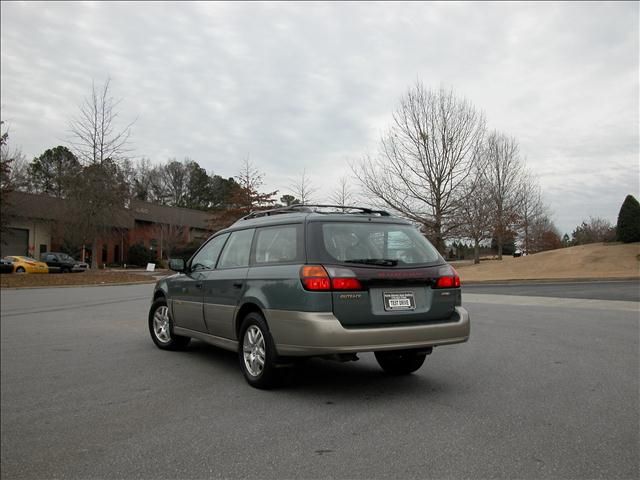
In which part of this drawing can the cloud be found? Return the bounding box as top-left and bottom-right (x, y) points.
(1, 1), (637, 235)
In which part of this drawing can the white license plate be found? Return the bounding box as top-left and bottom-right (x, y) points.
(383, 292), (416, 311)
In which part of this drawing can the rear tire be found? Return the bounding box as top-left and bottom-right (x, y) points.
(238, 312), (280, 389)
(16, 267), (25, 273)
(148, 298), (190, 350)
(375, 350), (427, 375)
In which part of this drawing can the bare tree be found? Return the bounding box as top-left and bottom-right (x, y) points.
(330, 175), (357, 207)
(459, 166), (494, 264)
(482, 131), (524, 259)
(571, 217), (616, 245)
(290, 168), (317, 204)
(1, 145), (29, 193)
(156, 223), (186, 260)
(69, 78), (134, 165)
(0, 122), (15, 237)
(162, 159), (188, 207)
(130, 158), (153, 201)
(529, 214), (562, 252)
(517, 170), (545, 254)
(234, 157), (277, 210)
(66, 79), (134, 268)
(353, 83), (486, 252)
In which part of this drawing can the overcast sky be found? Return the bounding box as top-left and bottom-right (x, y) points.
(1, 1), (638, 235)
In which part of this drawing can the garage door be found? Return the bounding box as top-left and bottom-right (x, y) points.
(0, 228), (29, 257)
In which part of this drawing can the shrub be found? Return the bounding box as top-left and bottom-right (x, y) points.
(616, 194), (640, 243)
(127, 243), (155, 267)
(571, 217), (616, 245)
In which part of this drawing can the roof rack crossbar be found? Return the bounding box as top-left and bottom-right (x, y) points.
(240, 204), (390, 220)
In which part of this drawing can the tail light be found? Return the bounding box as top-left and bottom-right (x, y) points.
(300, 265), (363, 291)
(433, 265), (461, 289)
(300, 265), (330, 291)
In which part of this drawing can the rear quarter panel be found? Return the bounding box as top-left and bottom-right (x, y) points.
(244, 265), (332, 312)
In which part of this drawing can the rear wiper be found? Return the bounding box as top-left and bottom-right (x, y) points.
(345, 258), (399, 266)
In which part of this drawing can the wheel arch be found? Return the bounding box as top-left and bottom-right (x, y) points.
(153, 289), (166, 301)
(235, 301), (267, 339)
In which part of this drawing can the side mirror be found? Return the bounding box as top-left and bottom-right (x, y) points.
(168, 258), (186, 272)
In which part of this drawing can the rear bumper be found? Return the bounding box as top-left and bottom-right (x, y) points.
(266, 306), (470, 356)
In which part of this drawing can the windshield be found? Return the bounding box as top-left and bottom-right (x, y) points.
(312, 222), (443, 266)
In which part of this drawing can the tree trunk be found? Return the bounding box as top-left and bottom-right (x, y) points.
(91, 238), (99, 269)
(473, 239), (480, 264)
(433, 217), (445, 254)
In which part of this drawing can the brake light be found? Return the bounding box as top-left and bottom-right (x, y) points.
(434, 276), (460, 288)
(433, 265), (461, 289)
(300, 265), (363, 291)
(331, 277), (363, 290)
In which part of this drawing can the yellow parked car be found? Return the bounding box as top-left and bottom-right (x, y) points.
(4, 256), (49, 274)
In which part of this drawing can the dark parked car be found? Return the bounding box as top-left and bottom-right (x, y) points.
(0, 258), (13, 274)
(149, 205), (470, 388)
(40, 252), (88, 273)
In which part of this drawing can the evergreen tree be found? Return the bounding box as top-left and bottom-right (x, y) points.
(29, 146), (79, 197)
(616, 194), (640, 243)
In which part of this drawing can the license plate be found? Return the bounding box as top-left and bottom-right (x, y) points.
(383, 292), (416, 311)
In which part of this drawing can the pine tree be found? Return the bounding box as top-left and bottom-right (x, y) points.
(616, 195), (640, 243)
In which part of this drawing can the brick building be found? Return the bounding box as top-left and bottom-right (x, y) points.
(1, 191), (212, 265)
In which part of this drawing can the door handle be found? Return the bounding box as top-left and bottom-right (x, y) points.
(233, 282), (243, 288)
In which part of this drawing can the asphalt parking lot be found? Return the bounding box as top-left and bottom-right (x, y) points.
(1, 283), (638, 479)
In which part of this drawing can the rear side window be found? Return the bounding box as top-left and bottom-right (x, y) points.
(218, 229), (255, 269)
(311, 222), (442, 266)
(254, 224), (303, 265)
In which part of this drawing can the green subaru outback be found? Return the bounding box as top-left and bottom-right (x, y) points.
(149, 205), (470, 388)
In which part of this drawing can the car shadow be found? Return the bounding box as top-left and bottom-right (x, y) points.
(181, 340), (455, 400)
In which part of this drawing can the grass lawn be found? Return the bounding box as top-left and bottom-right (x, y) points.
(0, 270), (160, 288)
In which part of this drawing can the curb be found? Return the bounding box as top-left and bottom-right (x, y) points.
(0, 280), (158, 291)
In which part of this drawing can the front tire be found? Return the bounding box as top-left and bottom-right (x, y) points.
(375, 350), (427, 375)
(148, 298), (190, 350)
(239, 312), (279, 389)
(16, 267), (25, 273)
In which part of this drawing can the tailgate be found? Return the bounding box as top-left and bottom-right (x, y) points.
(331, 265), (461, 327)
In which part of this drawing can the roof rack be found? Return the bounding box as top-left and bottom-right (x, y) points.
(240, 204), (391, 220)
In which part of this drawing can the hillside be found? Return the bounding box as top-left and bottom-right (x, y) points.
(455, 242), (640, 282)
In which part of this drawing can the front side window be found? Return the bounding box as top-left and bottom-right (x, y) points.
(217, 229), (255, 269)
(313, 222), (442, 266)
(254, 225), (302, 265)
(190, 233), (229, 271)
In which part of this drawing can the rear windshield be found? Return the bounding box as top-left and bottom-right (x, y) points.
(309, 222), (443, 267)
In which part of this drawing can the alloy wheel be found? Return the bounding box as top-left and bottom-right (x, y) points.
(153, 306), (171, 343)
(243, 325), (266, 377)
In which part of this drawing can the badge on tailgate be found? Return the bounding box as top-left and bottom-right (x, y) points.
(383, 291), (416, 311)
